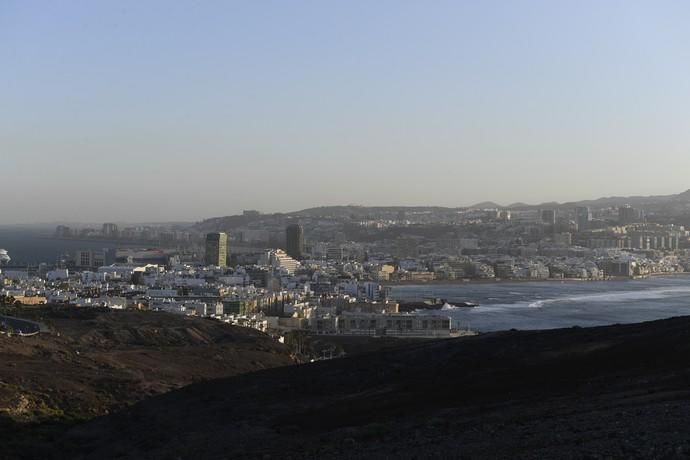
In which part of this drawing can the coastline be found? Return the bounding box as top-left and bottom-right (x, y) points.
(384, 272), (690, 287)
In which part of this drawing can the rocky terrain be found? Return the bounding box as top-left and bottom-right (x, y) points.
(10, 314), (687, 459)
(0, 307), (294, 425)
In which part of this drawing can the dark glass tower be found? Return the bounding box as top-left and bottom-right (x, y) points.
(285, 224), (304, 260)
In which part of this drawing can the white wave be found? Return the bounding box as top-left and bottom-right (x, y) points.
(556, 287), (690, 304)
(491, 286), (690, 311)
(459, 303), (512, 313)
(437, 284), (690, 318)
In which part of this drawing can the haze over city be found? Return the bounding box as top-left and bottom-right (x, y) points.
(3, 1), (690, 223)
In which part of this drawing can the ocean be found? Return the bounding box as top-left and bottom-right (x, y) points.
(391, 276), (690, 332)
(0, 228), (147, 265)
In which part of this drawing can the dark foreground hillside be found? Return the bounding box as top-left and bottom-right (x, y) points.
(36, 315), (690, 460)
(0, 308), (294, 425)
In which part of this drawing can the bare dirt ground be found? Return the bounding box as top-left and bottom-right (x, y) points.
(0, 307), (294, 425)
(6, 311), (690, 459)
(21, 315), (688, 460)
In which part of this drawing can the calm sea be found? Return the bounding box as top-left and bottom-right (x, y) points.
(0, 228), (146, 265)
(392, 276), (690, 332)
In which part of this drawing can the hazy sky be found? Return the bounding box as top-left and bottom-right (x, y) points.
(3, 1), (690, 223)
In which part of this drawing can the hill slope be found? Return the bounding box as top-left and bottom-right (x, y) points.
(0, 308), (293, 424)
(47, 315), (690, 459)
(193, 189), (690, 229)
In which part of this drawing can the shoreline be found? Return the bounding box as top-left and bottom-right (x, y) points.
(384, 272), (690, 287)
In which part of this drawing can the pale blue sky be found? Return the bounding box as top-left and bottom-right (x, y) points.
(2, 1), (690, 223)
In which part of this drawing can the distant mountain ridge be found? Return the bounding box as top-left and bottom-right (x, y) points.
(561, 189), (690, 208)
(475, 189), (690, 210)
(194, 189), (690, 230)
(468, 201), (502, 209)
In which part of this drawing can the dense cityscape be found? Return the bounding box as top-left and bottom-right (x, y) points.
(4, 192), (690, 343)
(5, 2), (690, 457)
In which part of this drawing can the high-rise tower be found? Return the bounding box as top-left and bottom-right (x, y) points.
(285, 224), (304, 260)
(205, 232), (228, 267)
(575, 207), (591, 231)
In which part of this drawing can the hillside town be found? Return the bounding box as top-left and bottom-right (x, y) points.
(3, 201), (690, 339)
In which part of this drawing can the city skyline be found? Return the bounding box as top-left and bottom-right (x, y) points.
(5, 2), (690, 457)
(1, 186), (690, 227)
(4, 1), (690, 223)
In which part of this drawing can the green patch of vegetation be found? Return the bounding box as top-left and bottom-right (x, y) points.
(33, 400), (65, 420)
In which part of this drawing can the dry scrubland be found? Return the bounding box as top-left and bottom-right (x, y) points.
(4, 308), (690, 459)
(0, 307), (294, 424)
